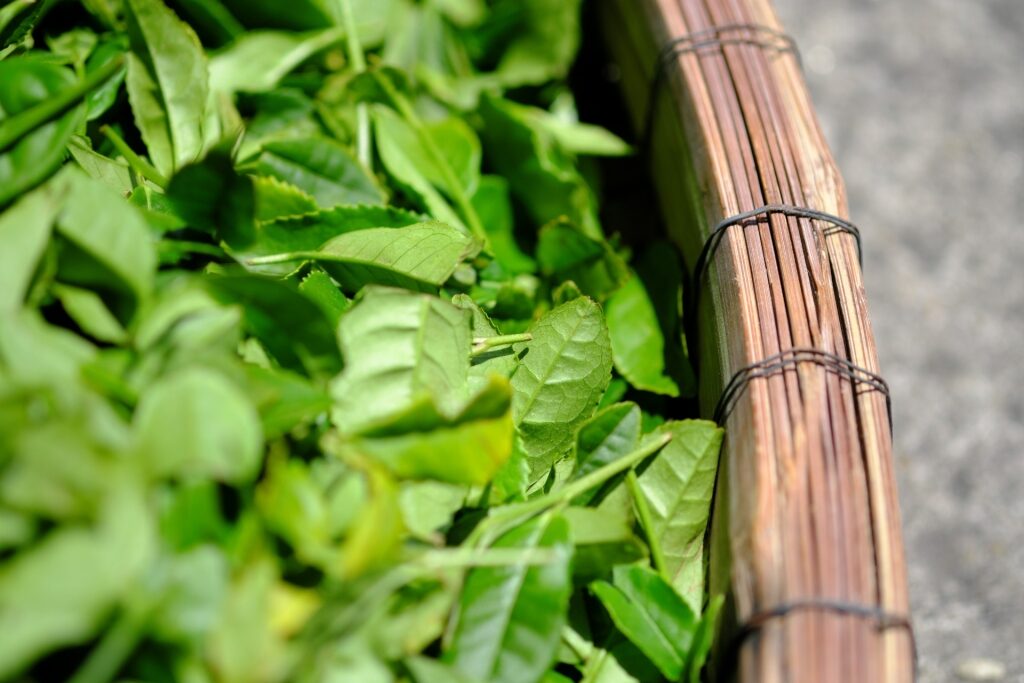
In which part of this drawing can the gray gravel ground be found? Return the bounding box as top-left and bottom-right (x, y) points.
(771, 1), (1024, 681)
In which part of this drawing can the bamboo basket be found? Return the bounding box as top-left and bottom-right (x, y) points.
(596, 0), (915, 680)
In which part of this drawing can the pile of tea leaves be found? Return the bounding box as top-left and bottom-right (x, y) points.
(0, 1), (722, 681)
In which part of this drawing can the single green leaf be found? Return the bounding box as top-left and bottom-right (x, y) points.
(331, 287), (471, 433)
(340, 464), (404, 578)
(271, 222), (480, 294)
(132, 367), (263, 484)
(0, 58), (86, 206)
(67, 135), (134, 194)
(253, 175), (318, 223)
(373, 106), (464, 229)
(636, 242), (696, 397)
(533, 117), (632, 157)
(352, 375), (513, 485)
(479, 95), (601, 239)
(298, 268), (351, 326)
(685, 594), (723, 683)
(570, 402), (641, 504)
(0, 180), (62, 312)
(606, 274), (680, 396)
(84, 37), (128, 121)
(243, 364), (331, 439)
(637, 420), (723, 611)
(447, 513), (572, 683)
(151, 545), (230, 643)
(205, 273), (343, 378)
(249, 136), (385, 208)
(536, 221), (630, 300)
(590, 565), (699, 680)
(52, 284), (127, 344)
(511, 296), (612, 477)
(0, 488), (153, 680)
(209, 28), (345, 94)
(491, 0), (582, 86)
(124, 0), (210, 178)
(563, 506), (645, 579)
(166, 142), (257, 248)
(237, 204), (424, 271)
(55, 168), (156, 321)
(399, 481), (467, 539)
(470, 175), (535, 275)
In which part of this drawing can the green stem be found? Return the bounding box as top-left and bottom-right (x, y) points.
(375, 72), (488, 244)
(469, 432), (673, 547)
(334, 0), (371, 168)
(246, 251), (318, 266)
(68, 605), (148, 683)
(471, 333), (532, 355)
(100, 125), (168, 189)
(0, 56), (124, 152)
(626, 469), (669, 580)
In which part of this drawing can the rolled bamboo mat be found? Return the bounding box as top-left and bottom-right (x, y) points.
(598, 0), (914, 681)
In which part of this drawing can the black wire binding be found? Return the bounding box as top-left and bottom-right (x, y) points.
(693, 205), (863, 296)
(728, 598), (918, 679)
(712, 347), (892, 428)
(643, 24), (800, 149)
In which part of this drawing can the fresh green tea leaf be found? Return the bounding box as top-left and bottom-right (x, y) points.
(447, 513), (572, 683)
(332, 287), (472, 433)
(637, 420), (723, 611)
(210, 28), (345, 94)
(0, 58), (86, 206)
(248, 136), (385, 208)
(570, 402), (641, 504)
(511, 296), (612, 477)
(606, 274), (680, 396)
(124, 0), (210, 177)
(536, 220), (630, 300)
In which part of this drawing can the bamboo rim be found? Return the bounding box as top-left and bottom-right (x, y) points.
(598, 0), (914, 680)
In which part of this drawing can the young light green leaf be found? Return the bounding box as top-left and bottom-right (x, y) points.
(590, 564), (699, 680)
(570, 402), (641, 504)
(331, 287), (472, 434)
(257, 222), (479, 294)
(0, 180), (62, 312)
(132, 367), (263, 484)
(606, 274), (680, 396)
(373, 106), (465, 230)
(447, 513), (572, 683)
(209, 28), (344, 94)
(637, 420), (723, 611)
(399, 481), (468, 540)
(124, 0), (210, 177)
(52, 284), (128, 344)
(248, 136), (385, 208)
(351, 376), (513, 485)
(511, 296), (612, 477)
(67, 136), (134, 194)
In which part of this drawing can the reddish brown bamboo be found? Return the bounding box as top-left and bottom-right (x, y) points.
(599, 0), (913, 680)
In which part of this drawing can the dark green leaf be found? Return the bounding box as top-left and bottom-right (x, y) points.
(471, 175), (536, 275)
(249, 136), (385, 208)
(0, 58), (86, 206)
(570, 402), (641, 504)
(606, 273), (680, 396)
(536, 220), (630, 300)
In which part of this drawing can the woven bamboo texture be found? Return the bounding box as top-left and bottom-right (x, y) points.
(598, 0), (914, 680)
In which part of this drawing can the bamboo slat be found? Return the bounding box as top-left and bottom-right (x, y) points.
(598, 0), (914, 680)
